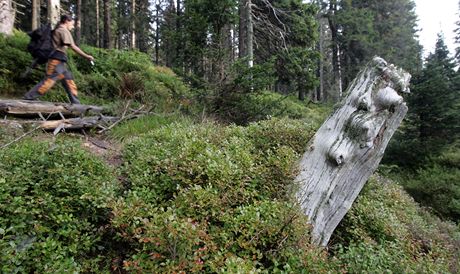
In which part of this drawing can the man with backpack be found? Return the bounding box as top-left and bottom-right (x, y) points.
(24, 14), (94, 104)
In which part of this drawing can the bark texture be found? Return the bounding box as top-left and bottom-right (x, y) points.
(0, 116), (118, 131)
(32, 0), (40, 30)
(0, 0), (15, 36)
(47, 0), (59, 26)
(295, 57), (411, 246)
(0, 100), (103, 117)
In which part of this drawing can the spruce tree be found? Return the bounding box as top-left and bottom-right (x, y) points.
(388, 34), (460, 166)
(412, 35), (458, 152)
(335, 0), (421, 88)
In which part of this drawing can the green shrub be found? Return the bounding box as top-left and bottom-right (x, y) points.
(0, 139), (120, 272)
(110, 189), (330, 273)
(110, 117), (328, 272)
(230, 58), (277, 93)
(109, 113), (184, 142)
(121, 118), (316, 203)
(388, 145), (460, 222)
(77, 72), (120, 99)
(332, 176), (459, 273)
(0, 31), (40, 95)
(336, 242), (416, 273)
(405, 164), (460, 221)
(214, 91), (330, 125)
(122, 122), (260, 204)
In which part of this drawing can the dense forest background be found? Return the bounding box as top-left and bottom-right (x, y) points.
(8, 0), (457, 219)
(0, 0), (459, 272)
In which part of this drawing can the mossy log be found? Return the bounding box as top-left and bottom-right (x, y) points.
(296, 57), (411, 246)
(0, 99), (104, 118)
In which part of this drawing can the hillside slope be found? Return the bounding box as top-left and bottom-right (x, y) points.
(0, 32), (459, 273)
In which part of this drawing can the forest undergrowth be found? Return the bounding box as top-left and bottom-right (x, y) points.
(0, 32), (459, 273)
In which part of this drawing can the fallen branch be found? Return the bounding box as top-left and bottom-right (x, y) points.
(0, 125), (42, 149)
(97, 104), (149, 134)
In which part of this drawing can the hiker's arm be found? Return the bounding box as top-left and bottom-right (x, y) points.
(70, 44), (94, 61)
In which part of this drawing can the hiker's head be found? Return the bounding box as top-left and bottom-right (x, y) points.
(59, 14), (75, 30)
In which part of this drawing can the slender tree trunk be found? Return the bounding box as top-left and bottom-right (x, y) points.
(47, 0), (60, 26)
(317, 15), (325, 102)
(231, 24), (237, 61)
(96, 0), (100, 47)
(75, 0), (82, 44)
(130, 0), (136, 49)
(247, 0), (253, 68)
(238, 0), (247, 58)
(176, 0), (182, 68)
(155, 2), (160, 64)
(221, 23), (233, 79)
(299, 88), (305, 101)
(296, 57), (410, 246)
(103, 0), (112, 48)
(0, 0), (15, 35)
(164, 0), (176, 67)
(327, 0), (342, 101)
(238, 0), (253, 67)
(32, 0), (40, 30)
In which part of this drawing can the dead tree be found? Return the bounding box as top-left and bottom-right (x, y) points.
(47, 0), (60, 26)
(295, 57), (411, 246)
(0, 100), (103, 118)
(0, 116), (118, 131)
(0, 0), (15, 36)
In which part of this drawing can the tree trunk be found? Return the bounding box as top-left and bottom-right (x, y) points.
(76, 0), (82, 44)
(164, 0), (176, 67)
(130, 0), (136, 49)
(317, 14), (325, 102)
(247, 0), (253, 68)
(295, 57), (411, 246)
(0, 99), (103, 118)
(47, 0), (60, 26)
(238, 0), (247, 58)
(103, 0), (112, 49)
(175, 0), (182, 69)
(298, 89), (305, 101)
(32, 0), (40, 30)
(0, 0), (15, 35)
(327, 0), (342, 101)
(0, 116), (118, 131)
(154, 2), (160, 64)
(96, 0), (100, 47)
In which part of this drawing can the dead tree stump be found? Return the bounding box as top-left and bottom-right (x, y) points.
(295, 57), (411, 246)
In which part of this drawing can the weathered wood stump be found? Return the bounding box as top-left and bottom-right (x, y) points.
(295, 57), (410, 246)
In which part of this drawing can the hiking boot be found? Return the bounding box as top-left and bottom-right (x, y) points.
(23, 96), (40, 101)
(70, 98), (81, 105)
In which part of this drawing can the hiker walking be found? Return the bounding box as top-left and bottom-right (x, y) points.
(24, 15), (94, 104)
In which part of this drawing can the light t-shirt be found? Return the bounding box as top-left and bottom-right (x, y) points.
(53, 25), (75, 55)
